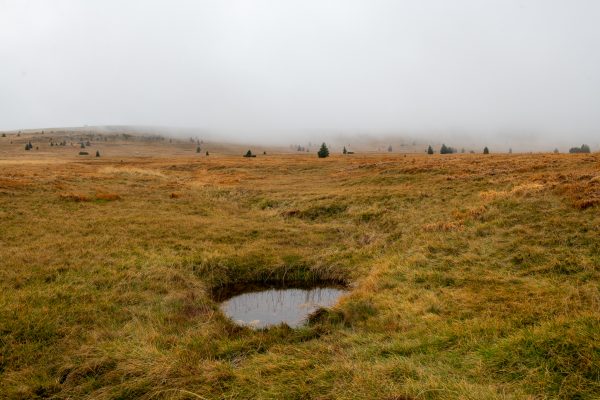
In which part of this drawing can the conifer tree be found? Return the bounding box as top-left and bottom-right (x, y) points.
(318, 143), (329, 158)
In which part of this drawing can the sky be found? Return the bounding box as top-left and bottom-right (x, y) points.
(1, 0), (599, 146)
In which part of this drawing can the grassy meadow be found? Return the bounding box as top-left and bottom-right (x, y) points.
(0, 132), (599, 399)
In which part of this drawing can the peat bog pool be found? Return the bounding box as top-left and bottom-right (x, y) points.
(215, 283), (348, 329)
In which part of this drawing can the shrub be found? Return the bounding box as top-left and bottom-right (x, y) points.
(427, 145), (434, 154)
(483, 146), (490, 154)
(243, 150), (256, 158)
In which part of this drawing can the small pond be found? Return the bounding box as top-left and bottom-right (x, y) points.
(215, 284), (347, 329)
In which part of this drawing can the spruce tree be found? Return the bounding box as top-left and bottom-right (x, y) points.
(427, 145), (434, 154)
(569, 145), (590, 153)
(318, 143), (329, 158)
(343, 146), (347, 154)
(483, 147), (489, 154)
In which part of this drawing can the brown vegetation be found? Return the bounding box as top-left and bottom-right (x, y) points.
(0, 133), (598, 399)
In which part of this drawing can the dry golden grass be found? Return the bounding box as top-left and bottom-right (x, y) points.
(59, 193), (92, 202)
(0, 131), (599, 399)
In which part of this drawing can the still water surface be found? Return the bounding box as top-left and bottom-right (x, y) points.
(219, 286), (346, 328)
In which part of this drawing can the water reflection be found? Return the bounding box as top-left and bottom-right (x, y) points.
(219, 286), (346, 328)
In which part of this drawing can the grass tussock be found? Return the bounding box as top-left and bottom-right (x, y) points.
(557, 174), (600, 209)
(60, 192), (121, 202)
(94, 193), (121, 201)
(1, 149), (599, 399)
(482, 316), (600, 398)
(99, 165), (167, 178)
(59, 193), (91, 202)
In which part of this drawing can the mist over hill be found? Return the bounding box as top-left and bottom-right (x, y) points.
(2, 1), (600, 148)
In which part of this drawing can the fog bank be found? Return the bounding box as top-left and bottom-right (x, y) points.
(1, 1), (599, 146)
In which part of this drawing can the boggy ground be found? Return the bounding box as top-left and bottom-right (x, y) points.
(1, 138), (599, 399)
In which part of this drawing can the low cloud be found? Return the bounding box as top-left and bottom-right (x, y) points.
(1, 0), (599, 149)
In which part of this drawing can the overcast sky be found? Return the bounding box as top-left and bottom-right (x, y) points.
(1, 0), (599, 145)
